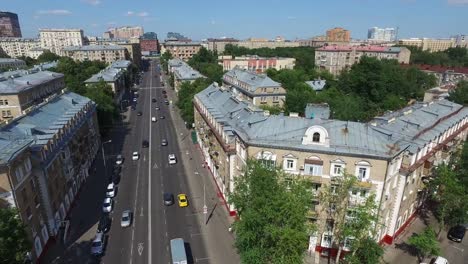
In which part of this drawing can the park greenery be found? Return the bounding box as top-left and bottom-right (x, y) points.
(448, 80), (468, 106)
(403, 46), (468, 67)
(17, 50), (61, 67)
(229, 160), (313, 264)
(407, 227), (440, 262)
(188, 47), (223, 83)
(176, 78), (212, 126)
(0, 208), (31, 264)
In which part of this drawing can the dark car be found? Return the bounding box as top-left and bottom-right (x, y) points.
(137, 111), (142, 116)
(162, 90), (167, 94)
(448, 225), (466, 242)
(97, 215), (111, 233)
(163, 94), (168, 98)
(164, 100), (169, 105)
(152, 98), (157, 103)
(160, 116), (165, 119)
(142, 140), (149, 148)
(163, 193), (174, 206)
(113, 165), (122, 175)
(131, 105), (136, 110)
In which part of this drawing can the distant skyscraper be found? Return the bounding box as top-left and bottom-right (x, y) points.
(367, 27), (396, 42)
(0, 11), (22, 37)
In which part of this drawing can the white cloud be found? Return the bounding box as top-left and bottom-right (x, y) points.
(36, 10), (72, 15)
(125, 11), (149, 17)
(448, 0), (468, 4)
(82, 0), (101, 6)
(137, 12), (149, 17)
(126, 11), (134, 16)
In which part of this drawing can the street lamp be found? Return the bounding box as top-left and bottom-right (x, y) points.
(102, 140), (112, 178)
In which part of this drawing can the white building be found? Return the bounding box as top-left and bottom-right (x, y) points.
(368, 27), (397, 42)
(0, 38), (40, 58)
(39, 28), (84, 55)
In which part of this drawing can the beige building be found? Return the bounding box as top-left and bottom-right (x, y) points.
(163, 41), (202, 61)
(222, 67), (286, 107)
(204, 38), (300, 54)
(0, 91), (100, 261)
(219, 55), (295, 72)
(194, 85), (467, 254)
(168, 58), (205, 92)
(39, 28), (84, 55)
(315, 45), (411, 76)
(62, 45), (128, 64)
(398, 38), (456, 52)
(106, 26), (143, 39)
(26, 47), (46, 59)
(117, 42), (141, 67)
(326, 27), (350, 42)
(0, 38), (40, 58)
(0, 70), (65, 121)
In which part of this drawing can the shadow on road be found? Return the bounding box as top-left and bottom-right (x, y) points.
(184, 242), (195, 264)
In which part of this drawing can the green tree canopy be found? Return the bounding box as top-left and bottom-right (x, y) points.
(403, 46), (468, 67)
(0, 208), (31, 264)
(176, 78), (212, 126)
(36, 50), (61, 63)
(448, 80), (468, 106)
(407, 228), (441, 262)
(188, 47), (223, 83)
(229, 160), (313, 264)
(344, 237), (384, 264)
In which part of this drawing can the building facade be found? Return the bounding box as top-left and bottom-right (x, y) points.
(455, 35), (468, 48)
(117, 42), (141, 67)
(107, 26), (144, 39)
(398, 38), (456, 52)
(0, 91), (100, 261)
(0, 11), (22, 37)
(326, 27), (350, 42)
(0, 58), (26, 69)
(0, 70), (65, 121)
(222, 67), (286, 107)
(163, 41), (202, 61)
(85, 60), (131, 102)
(62, 45), (128, 64)
(193, 85), (468, 256)
(315, 45), (411, 76)
(168, 58), (205, 92)
(0, 38), (40, 58)
(219, 55), (296, 72)
(140, 32), (159, 55)
(39, 29), (84, 55)
(368, 27), (397, 42)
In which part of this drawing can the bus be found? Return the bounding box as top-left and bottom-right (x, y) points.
(170, 238), (187, 264)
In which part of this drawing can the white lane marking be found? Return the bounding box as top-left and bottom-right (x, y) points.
(144, 155), (146, 162)
(148, 60), (153, 264)
(138, 242), (144, 256)
(451, 245), (464, 252)
(140, 206), (144, 217)
(153, 162), (158, 169)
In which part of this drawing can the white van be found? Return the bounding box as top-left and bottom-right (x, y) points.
(152, 117), (156, 122)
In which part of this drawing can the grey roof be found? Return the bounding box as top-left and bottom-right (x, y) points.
(0, 92), (92, 165)
(169, 59), (205, 80)
(305, 80), (326, 91)
(111, 60), (131, 69)
(85, 67), (123, 83)
(0, 58), (26, 64)
(224, 67), (281, 92)
(305, 103), (331, 119)
(195, 85), (399, 159)
(63, 45), (125, 51)
(33, 61), (58, 71)
(164, 41), (201, 46)
(0, 71), (64, 94)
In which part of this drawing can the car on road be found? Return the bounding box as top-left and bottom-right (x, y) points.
(448, 225), (466, 242)
(121, 210), (132, 227)
(164, 100), (169, 105)
(151, 117), (157, 122)
(115, 155), (124, 165)
(132, 152), (140, 161)
(97, 215), (111, 233)
(162, 90), (167, 94)
(152, 98), (157, 102)
(133, 98), (137, 102)
(161, 139), (168, 146)
(155, 106), (160, 110)
(160, 115), (165, 119)
(131, 105), (136, 110)
(163, 94), (167, 98)
(168, 154), (177, 164)
(113, 165), (122, 175)
(142, 140), (149, 148)
(90, 232), (106, 256)
(177, 194), (188, 207)
(163, 193), (174, 206)
(102, 198), (113, 213)
(429, 256), (449, 264)
(106, 183), (116, 198)
(137, 111), (142, 116)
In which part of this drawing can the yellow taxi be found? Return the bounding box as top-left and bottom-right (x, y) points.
(177, 194), (188, 207)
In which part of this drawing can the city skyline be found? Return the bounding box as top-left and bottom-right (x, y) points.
(1, 0), (467, 40)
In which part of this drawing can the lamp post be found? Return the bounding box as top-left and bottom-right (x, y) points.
(102, 140), (112, 178)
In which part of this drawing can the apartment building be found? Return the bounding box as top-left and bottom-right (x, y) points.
(193, 85), (467, 254)
(219, 55), (295, 72)
(326, 27), (350, 42)
(0, 58), (25, 69)
(140, 31), (159, 55)
(400, 64), (468, 86)
(315, 45), (411, 76)
(85, 60), (131, 102)
(27, 47), (46, 59)
(163, 41), (202, 61)
(62, 45), (128, 64)
(106, 26), (143, 39)
(0, 69), (65, 121)
(368, 27), (397, 42)
(168, 58), (205, 92)
(117, 42), (141, 67)
(0, 11), (22, 37)
(398, 38), (456, 52)
(0, 38), (40, 58)
(0, 91), (100, 261)
(39, 29), (84, 55)
(222, 67), (286, 107)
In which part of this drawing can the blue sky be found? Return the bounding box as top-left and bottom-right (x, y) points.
(2, 0), (468, 40)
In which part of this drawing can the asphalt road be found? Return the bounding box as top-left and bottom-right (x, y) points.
(102, 59), (209, 264)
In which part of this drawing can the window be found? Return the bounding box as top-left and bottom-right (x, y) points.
(312, 132), (320, 142)
(305, 164), (323, 176)
(343, 237), (355, 251)
(24, 158), (32, 172)
(284, 159), (296, 171)
(333, 164), (344, 176)
(0, 100), (3, 105)
(21, 188), (28, 202)
(15, 166), (25, 182)
(321, 232), (333, 248)
(358, 167), (368, 180)
(360, 190), (368, 197)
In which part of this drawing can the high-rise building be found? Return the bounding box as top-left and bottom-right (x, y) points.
(140, 32), (159, 55)
(0, 38), (40, 58)
(0, 11), (22, 37)
(326, 27), (350, 42)
(39, 28), (84, 55)
(368, 27), (397, 42)
(107, 26), (143, 39)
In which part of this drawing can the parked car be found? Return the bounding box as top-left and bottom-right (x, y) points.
(106, 183), (115, 198)
(161, 139), (168, 146)
(121, 210), (132, 227)
(115, 155), (124, 165)
(429, 256), (449, 264)
(160, 116), (165, 119)
(448, 225), (466, 242)
(97, 215), (111, 233)
(168, 154), (177, 165)
(177, 194), (188, 207)
(142, 140), (149, 148)
(90, 232), (106, 256)
(102, 198), (113, 213)
(132, 152), (139, 161)
(164, 100), (169, 105)
(152, 98), (157, 103)
(162, 90), (167, 94)
(163, 193), (174, 206)
(155, 106), (160, 110)
(137, 111), (142, 116)
(113, 165), (122, 175)
(151, 117), (157, 122)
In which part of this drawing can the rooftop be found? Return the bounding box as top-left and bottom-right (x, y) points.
(63, 45), (125, 51)
(85, 67), (123, 83)
(111, 60), (131, 68)
(305, 80), (326, 91)
(169, 59), (205, 80)
(164, 41), (202, 46)
(0, 58), (25, 64)
(0, 70), (64, 94)
(224, 67), (281, 92)
(317, 45), (403, 52)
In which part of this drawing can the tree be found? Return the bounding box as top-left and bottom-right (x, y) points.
(344, 237), (383, 264)
(17, 56), (37, 67)
(36, 50), (61, 63)
(448, 80), (468, 106)
(188, 47), (223, 83)
(176, 78), (212, 126)
(84, 81), (118, 134)
(229, 160), (313, 264)
(407, 228), (441, 262)
(0, 208), (31, 264)
(160, 51), (173, 73)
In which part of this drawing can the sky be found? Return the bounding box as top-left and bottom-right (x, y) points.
(2, 0), (468, 40)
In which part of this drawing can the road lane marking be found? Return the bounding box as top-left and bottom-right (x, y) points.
(153, 162), (158, 169)
(140, 206), (144, 217)
(451, 245), (464, 252)
(138, 242), (144, 256)
(148, 60), (154, 264)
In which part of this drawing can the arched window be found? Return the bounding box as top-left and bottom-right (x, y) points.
(312, 132), (321, 142)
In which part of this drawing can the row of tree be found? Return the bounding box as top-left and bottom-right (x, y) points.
(404, 46), (468, 67)
(0, 207), (31, 264)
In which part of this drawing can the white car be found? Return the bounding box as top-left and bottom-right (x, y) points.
(102, 198), (113, 213)
(151, 117), (156, 122)
(121, 210), (132, 227)
(90, 232), (105, 256)
(133, 97), (137, 102)
(168, 154), (177, 165)
(115, 155), (123, 165)
(106, 183), (115, 198)
(132, 152), (139, 161)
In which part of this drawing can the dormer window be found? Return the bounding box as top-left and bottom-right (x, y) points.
(312, 132), (320, 142)
(302, 126), (329, 146)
